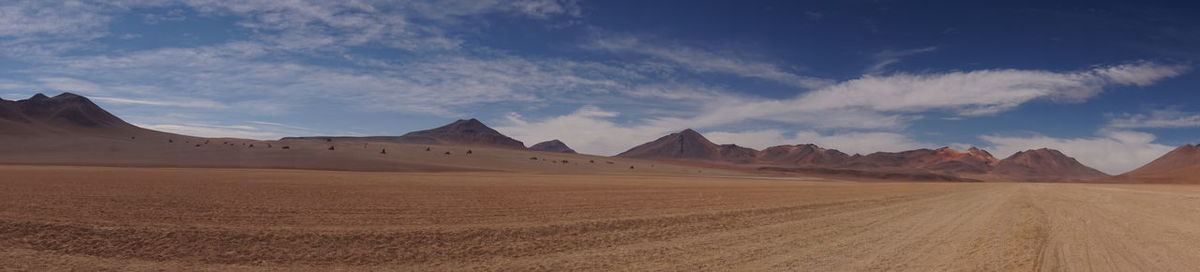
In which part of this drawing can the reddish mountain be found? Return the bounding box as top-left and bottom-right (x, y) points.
(395, 119), (525, 149)
(1112, 145), (1200, 183)
(992, 148), (1108, 181)
(718, 144), (759, 164)
(285, 119), (526, 149)
(617, 129), (724, 161)
(616, 129), (1114, 181)
(844, 147), (998, 174)
(617, 129), (759, 163)
(529, 139), (577, 153)
(758, 144), (850, 166)
(0, 92), (138, 135)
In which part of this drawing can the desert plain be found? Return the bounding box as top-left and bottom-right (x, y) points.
(4, 165), (1200, 271)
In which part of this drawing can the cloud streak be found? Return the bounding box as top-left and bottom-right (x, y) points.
(585, 33), (833, 89)
(1108, 109), (1200, 129)
(866, 46), (938, 75)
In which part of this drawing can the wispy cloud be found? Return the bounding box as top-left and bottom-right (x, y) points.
(651, 62), (1190, 131)
(585, 33), (833, 89)
(136, 123), (287, 139)
(90, 97), (227, 109)
(866, 46), (938, 75)
(246, 121), (313, 131)
(1108, 109), (1200, 129)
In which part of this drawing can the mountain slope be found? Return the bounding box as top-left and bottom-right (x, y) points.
(1112, 145), (1200, 183)
(285, 119), (526, 149)
(616, 129), (724, 161)
(0, 93), (138, 135)
(843, 147), (998, 174)
(394, 119), (525, 149)
(529, 139), (576, 153)
(992, 148), (1109, 181)
(757, 144), (850, 167)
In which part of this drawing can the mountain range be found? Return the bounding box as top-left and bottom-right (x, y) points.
(616, 127), (1109, 181)
(2, 92), (1196, 183)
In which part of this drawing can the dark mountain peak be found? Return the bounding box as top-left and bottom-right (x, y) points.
(758, 143), (850, 166)
(415, 118), (501, 135)
(1, 92), (133, 130)
(453, 118), (484, 126)
(20, 92), (92, 105)
(25, 93), (50, 101)
(529, 139), (576, 153)
(52, 92), (86, 100)
(396, 118), (525, 149)
(616, 129), (722, 160)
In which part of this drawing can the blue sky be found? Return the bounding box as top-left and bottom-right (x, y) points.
(2, 0), (1199, 174)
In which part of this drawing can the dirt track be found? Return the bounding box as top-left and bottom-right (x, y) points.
(3, 166), (1200, 271)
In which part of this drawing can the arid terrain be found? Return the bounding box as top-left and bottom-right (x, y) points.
(4, 165), (1200, 271)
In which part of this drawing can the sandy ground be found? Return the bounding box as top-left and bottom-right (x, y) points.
(3, 165), (1200, 271)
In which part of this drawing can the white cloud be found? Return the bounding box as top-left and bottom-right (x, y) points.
(800, 63), (1186, 115)
(90, 97), (227, 109)
(0, 1), (113, 39)
(667, 63), (1189, 130)
(585, 33), (833, 89)
(497, 106), (673, 155)
(1108, 109), (1200, 129)
(11, 41), (632, 116)
(981, 130), (1175, 174)
(246, 120), (313, 131)
(866, 46), (938, 75)
(136, 123), (286, 139)
(1093, 62), (1190, 86)
(35, 77), (103, 93)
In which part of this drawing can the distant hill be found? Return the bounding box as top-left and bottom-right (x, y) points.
(0, 92), (139, 135)
(1111, 145), (1200, 183)
(991, 148), (1109, 181)
(757, 144), (850, 167)
(619, 129), (1106, 181)
(284, 118), (526, 149)
(529, 139), (576, 153)
(617, 129), (735, 162)
(845, 147), (998, 175)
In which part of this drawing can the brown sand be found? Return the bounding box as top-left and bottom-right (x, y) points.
(3, 165), (1200, 271)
